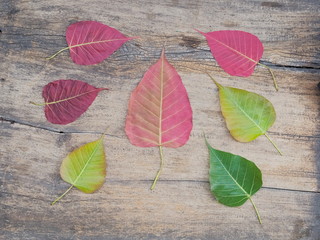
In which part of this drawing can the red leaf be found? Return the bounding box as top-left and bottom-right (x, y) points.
(39, 80), (108, 125)
(196, 30), (264, 77)
(48, 21), (136, 65)
(125, 49), (193, 148)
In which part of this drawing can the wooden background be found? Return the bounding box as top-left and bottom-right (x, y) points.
(1, 0), (319, 239)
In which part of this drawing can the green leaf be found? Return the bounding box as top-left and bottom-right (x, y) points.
(206, 139), (262, 224)
(51, 134), (106, 205)
(207, 74), (282, 155)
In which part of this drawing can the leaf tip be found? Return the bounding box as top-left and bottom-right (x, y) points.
(204, 134), (211, 149)
(202, 131), (207, 141)
(99, 87), (109, 92)
(100, 127), (109, 139)
(161, 47), (165, 58)
(194, 29), (206, 35)
(206, 73), (222, 89)
(128, 36), (140, 41)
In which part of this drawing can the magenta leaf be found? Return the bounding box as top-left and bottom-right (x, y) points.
(125, 49), (193, 189)
(48, 21), (136, 65)
(196, 30), (278, 90)
(31, 80), (108, 125)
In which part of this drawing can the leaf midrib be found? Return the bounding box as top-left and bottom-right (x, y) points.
(71, 138), (103, 186)
(206, 33), (258, 64)
(68, 38), (132, 50)
(46, 89), (104, 105)
(223, 87), (265, 134)
(158, 52), (164, 146)
(210, 148), (250, 198)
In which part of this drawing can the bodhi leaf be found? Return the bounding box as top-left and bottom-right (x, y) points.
(207, 74), (282, 155)
(206, 139), (262, 224)
(47, 21), (137, 65)
(125, 49), (193, 190)
(196, 29), (278, 91)
(51, 134), (106, 205)
(30, 79), (108, 125)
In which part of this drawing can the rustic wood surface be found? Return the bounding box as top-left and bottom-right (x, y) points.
(1, 0), (319, 239)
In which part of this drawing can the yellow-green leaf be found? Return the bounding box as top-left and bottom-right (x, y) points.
(208, 74), (282, 155)
(51, 135), (106, 205)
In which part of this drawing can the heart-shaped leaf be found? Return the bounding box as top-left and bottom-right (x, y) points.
(196, 30), (278, 90)
(51, 134), (106, 205)
(31, 79), (108, 125)
(207, 74), (282, 154)
(206, 139), (262, 224)
(47, 21), (136, 65)
(125, 49), (193, 189)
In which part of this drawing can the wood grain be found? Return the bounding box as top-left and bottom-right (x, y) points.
(0, 0), (319, 239)
(1, 125), (320, 239)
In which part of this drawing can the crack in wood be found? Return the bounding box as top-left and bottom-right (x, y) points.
(1, 116), (319, 140)
(0, 116), (122, 138)
(268, 131), (320, 140)
(260, 60), (320, 71)
(1, 181), (318, 197)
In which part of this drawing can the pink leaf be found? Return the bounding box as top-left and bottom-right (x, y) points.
(196, 30), (264, 77)
(38, 80), (108, 125)
(125, 49), (193, 189)
(48, 21), (136, 65)
(125, 49), (193, 148)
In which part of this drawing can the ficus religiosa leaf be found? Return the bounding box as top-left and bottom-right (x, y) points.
(125, 49), (193, 189)
(206, 139), (263, 224)
(51, 134), (106, 205)
(207, 74), (282, 155)
(47, 21), (137, 65)
(196, 30), (278, 91)
(30, 80), (108, 125)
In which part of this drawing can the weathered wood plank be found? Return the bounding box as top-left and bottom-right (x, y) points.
(0, 0), (319, 69)
(0, 126), (319, 240)
(0, 109), (319, 193)
(1, 185), (319, 240)
(1, 67), (319, 192)
(0, 61), (319, 135)
(0, 120), (319, 240)
(1, 125), (319, 240)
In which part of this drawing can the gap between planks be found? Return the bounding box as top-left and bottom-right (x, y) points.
(1, 181), (319, 200)
(1, 116), (319, 140)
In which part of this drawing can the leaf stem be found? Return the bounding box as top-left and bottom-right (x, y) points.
(51, 185), (74, 205)
(249, 197), (262, 224)
(257, 63), (278, 91)
(29, 101), (46, 106)
(264, 133), (283, 155)
(150, 146), (164, 190)
(46, 46), (70, 60)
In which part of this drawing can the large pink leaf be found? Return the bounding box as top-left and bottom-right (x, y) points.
(196, 30), (264, 77)
(40, 80), (108, 125)
(48, 21), (136, 65)
(125, 49), (193, 148)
